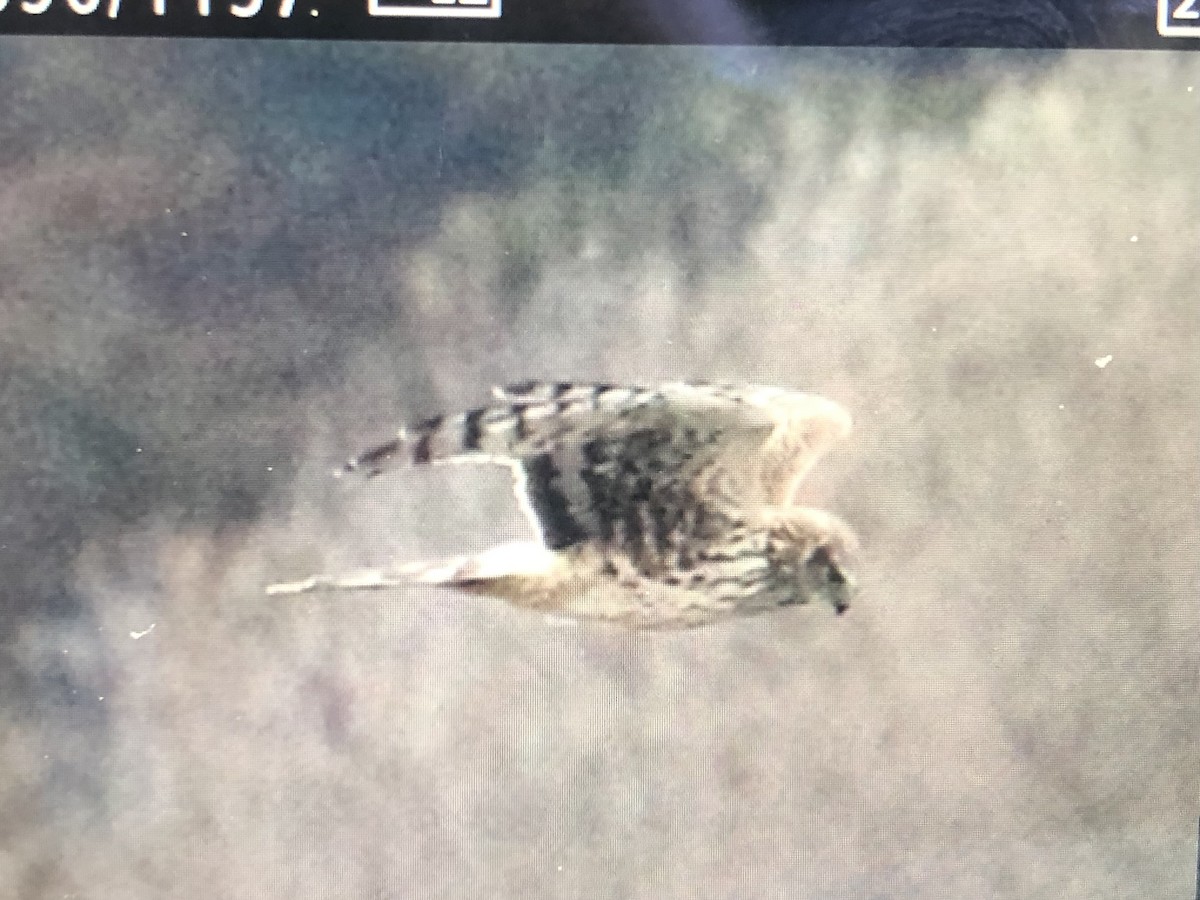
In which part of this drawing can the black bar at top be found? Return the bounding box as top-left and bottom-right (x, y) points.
(0, 0), (1191, 50)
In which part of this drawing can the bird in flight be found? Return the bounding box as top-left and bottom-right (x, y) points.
(268, 381), (858, 629)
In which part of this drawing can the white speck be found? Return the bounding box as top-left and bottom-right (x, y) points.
(310, 7), (318, 14)
(135, 447), (142, 453)
(130, 623), (156, 640)
(1129, 235), (1138, 243)
(1058, 404), (1064, 410)
(931, 326), (937, 333)
(98, 697), (104, 701)
(267, 466), (274, 472)
(165, 207), (171, 213)
(1189, 86), (1194, 93)
(181, 231), (188, 237)
(63, 649), (68, 654)
(1095, 354), (1113, 369)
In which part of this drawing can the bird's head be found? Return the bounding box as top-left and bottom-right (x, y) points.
(766, 508), (858, 615)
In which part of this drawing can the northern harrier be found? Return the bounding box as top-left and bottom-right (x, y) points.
(269, 381), (858, 629)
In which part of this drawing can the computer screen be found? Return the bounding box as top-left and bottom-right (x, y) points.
(1, 4), (1196, 898)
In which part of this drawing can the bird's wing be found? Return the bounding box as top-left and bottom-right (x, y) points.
(265, 540), (750, 629)
(265, 540), (562, 597)
(720, 385), (853, 507)
(342, 382), (852, 545)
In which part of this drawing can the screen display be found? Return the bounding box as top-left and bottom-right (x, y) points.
(2, 9), (1196, 899)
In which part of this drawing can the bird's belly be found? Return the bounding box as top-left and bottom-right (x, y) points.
(455, 567), (743, 629)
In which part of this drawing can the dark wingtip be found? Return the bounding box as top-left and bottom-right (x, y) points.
(339, 457), (382, 479)
(342, 438), (401, 478)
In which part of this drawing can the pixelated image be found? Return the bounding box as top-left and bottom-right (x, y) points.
(0, 39), (1196, 898)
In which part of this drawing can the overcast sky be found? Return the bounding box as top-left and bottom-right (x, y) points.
(0, 40), (1197, 899)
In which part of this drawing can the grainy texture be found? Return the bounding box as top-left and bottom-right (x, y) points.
(0, 40), (1196, 900)
(300, 381), (856, 627)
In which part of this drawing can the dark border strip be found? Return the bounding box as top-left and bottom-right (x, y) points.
(0, 0), (1191, 50)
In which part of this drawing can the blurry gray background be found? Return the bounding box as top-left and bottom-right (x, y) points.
(0, 39), (1196, 899)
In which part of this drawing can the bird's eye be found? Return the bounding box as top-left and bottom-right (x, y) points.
(807, 546), (846, 585)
